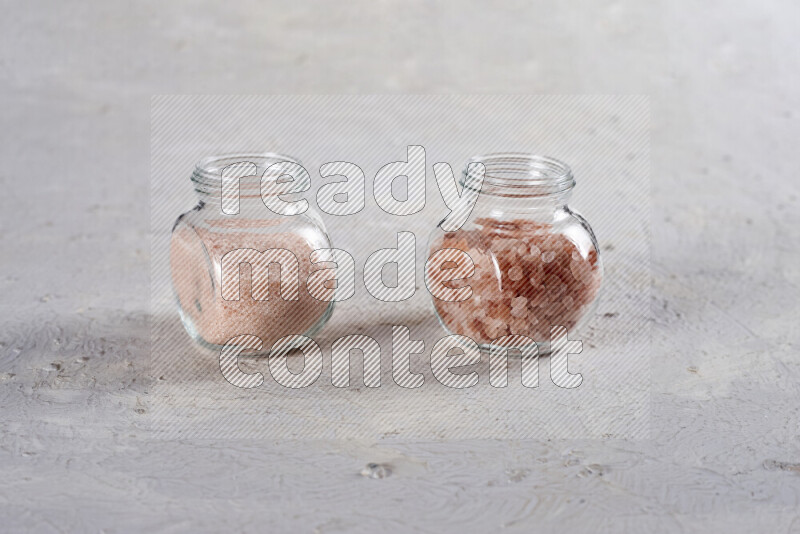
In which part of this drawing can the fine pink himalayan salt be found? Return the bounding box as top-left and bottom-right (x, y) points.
(428, 217), (602, 344)
(170, 221), (331, 348)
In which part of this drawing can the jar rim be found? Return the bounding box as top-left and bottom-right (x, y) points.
(191, 152), (302, 195)
(464, 153), (575, 197)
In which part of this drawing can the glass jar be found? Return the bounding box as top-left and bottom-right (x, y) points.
(170, 153), (334, 351)
(426, 154), (603, 353)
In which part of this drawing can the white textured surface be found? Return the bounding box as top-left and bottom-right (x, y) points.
(1, 1), (800, 532)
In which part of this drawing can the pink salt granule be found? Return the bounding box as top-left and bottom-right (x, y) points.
(428, 217), (602, 345)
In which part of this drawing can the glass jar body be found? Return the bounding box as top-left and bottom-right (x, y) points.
(169, 157), (334, 351)
(427, 159), (603, 352)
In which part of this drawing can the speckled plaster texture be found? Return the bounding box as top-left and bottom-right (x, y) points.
(1, 0), (799, 532)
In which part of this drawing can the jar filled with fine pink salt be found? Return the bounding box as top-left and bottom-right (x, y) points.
(426, 154), (603, 353)
(170, 154), (334, 351)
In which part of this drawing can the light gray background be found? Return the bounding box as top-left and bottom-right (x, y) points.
(1, 1), (799, 532)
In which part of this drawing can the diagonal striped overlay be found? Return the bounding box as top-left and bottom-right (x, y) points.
(150, 95), (650, 440)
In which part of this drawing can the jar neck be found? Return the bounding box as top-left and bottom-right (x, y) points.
(471, 192), (572, 219)
(198, 195), (285, 218)
(191, 153), (304, 218)
(463, 153), (575, 216)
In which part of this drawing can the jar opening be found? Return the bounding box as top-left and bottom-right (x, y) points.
(191, 153), (301, 198)
(464, 153), (575, 198)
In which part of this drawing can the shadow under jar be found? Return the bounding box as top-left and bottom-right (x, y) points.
(427, 154), (603, 354)
(170, 153), (334, 351)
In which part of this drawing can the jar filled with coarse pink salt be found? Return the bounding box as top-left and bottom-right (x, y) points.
(170, 154), (334, 351)
(426, 154), (603, 353)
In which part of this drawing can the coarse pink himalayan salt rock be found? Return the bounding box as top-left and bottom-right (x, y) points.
(170, 221), (331, 348)
(428, 218), (602, 345)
